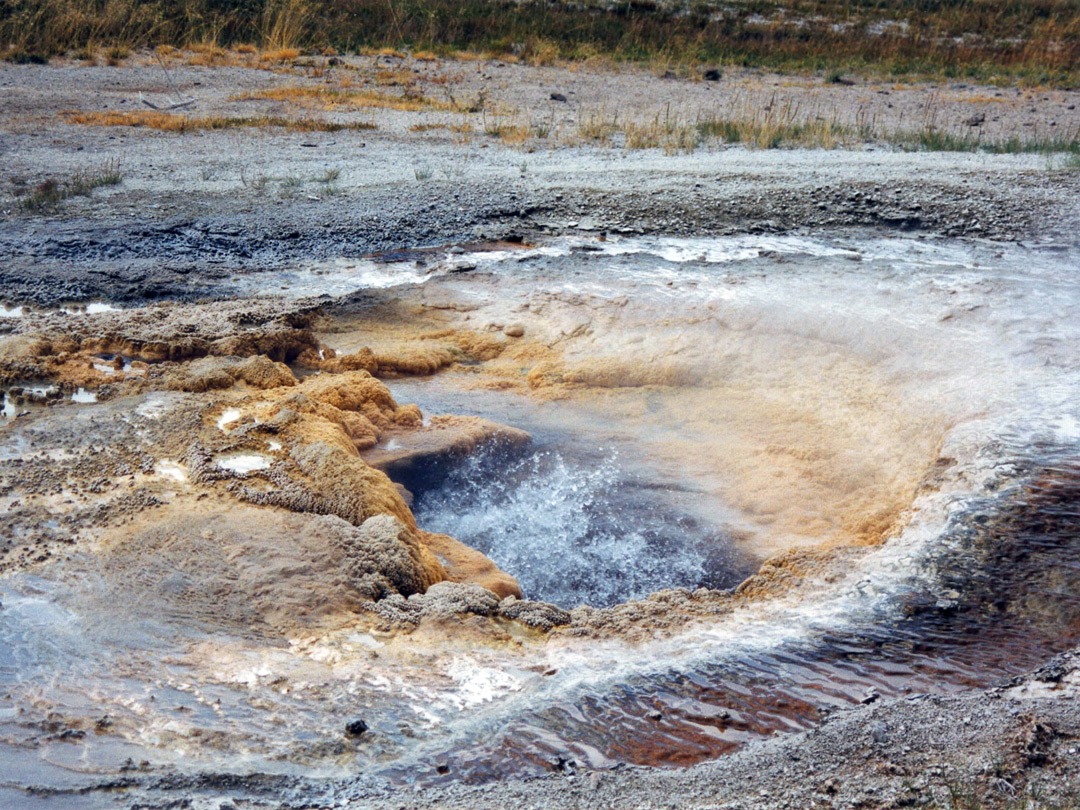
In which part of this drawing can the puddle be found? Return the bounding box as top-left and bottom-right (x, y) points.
(215, 452), (271, 473)
(154, 460), (188, 482)
(92, 354), (145, 376)
(70, 388), (97, 403)
(2, 384), (60, 419)
(216, 407), (242, 432)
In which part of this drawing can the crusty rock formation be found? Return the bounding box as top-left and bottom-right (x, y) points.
(362, 414), (532, 484)
(96, 507), (444, 635)
(497, 596), (572, 630)
(421, 529), (522, 599)
(342, 514), (446, 599)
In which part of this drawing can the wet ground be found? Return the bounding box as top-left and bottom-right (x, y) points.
(0, 231), (1079, 810)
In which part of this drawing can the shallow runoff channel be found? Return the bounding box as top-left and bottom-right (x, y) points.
(2, 231), (1080, 806)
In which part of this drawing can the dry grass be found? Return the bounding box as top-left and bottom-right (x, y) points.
(234, 84), (464, 112)
(484, 123), (531, 145)
(409, 122), (474, 133)
(260, 0), (310, 52)
(62, 110), (376, 133)
(259, 47), (301, 62)
(374, 68), (417, 86)
(5, 0), (1080, 85)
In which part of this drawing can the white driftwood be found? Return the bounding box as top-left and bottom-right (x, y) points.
(140, 93), (197, 111)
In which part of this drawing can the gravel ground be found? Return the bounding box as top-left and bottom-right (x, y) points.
(1, 56), (1079, 305)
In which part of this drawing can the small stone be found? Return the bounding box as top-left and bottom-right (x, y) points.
(703, 68), (722, 81)
(550, 92), (568, 102)
(646, 710), (663, 721)
(345, 718), (369, 737)
(869, 720), (888, 743)
(503, 323), (525, 337)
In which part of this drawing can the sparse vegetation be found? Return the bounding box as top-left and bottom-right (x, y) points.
(62, 110), (376, 133)
(19, 158), (121, 212)
(4, 0), (1080, 85)
(563, 103), (1080, 154)
(231, 85), (466, 113)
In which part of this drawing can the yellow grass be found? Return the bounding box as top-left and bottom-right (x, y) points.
(374, 68), (416, 87)
(235, 84), (462, 112)
(259, 47), (301, 62)
(62, 110), (375, 133)
(409, 122), (474, 133)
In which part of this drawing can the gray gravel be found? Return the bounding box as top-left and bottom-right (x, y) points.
(2, 59), (1079, 306)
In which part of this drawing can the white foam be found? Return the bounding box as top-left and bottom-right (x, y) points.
(0, 304), (25, 318)
(60, 302), (120, 315)
(444, 657), (523, 708)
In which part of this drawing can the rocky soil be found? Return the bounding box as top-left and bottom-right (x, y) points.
(2, 55), (1080, 306)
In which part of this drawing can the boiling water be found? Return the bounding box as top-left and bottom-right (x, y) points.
(415, 443), (748, 607)
(2, 232), (1080, 805)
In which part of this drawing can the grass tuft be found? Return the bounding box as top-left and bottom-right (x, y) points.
(233, 84), (465, 112)
(20, 158), (121, 212)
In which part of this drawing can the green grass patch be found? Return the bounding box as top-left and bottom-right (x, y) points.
(894, 129), (1080, 154)
(20, 158), (122, 212)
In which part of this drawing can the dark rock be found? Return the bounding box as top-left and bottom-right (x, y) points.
(553, 756), (578, 775)
(550, 92), (568, 102)
(703, 69), (722, 81)
(344, 719), (369, 737)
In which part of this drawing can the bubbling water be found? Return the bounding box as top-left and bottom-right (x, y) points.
(415, 444), (743, 607)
